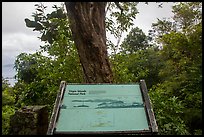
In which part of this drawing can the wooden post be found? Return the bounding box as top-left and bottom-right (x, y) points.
(140, 79), (158, 134)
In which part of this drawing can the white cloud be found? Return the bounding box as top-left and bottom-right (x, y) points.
(2, 2), (63, 34)
(2, 2), (38, 34)
(2, 32), (41, 65)
(2, 33), (40, 53)
(133, 2), (175, 35)
(2, 2), (62, 66)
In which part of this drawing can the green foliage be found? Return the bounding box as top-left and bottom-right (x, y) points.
(149, 86), (190, 135)
(111, 26), (161, 88)
(106, 2), (139, 38)
(2, 78), (16, 106)
(150, 2), (202, 43)
(110, 2), (202, 135)
(110, 53), (135, 83)
(14, 3), (83, 114)
(172, 2), (202, 31)
(106, 2), (139, 52)
(2, 88), (16, 106)
(121, 27), (151, 54)
(14, 51), (83, 108)
(110, 47), (162, 89)
(14, 53), (38, 84)
(2, 106), (16, 135)
(25, 18), (44, 31)
(2, 78), (17, 135)
(157, 31), (202, 134)
(2, 77), (11, 91)
(148, 2), (202, 135)
(127, 48), (163, 89)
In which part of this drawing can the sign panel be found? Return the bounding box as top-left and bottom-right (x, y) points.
(54, 84), (150, 133)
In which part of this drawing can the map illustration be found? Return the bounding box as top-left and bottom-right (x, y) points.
(61, 96), (144, 109)
(69, 98), (143, 109)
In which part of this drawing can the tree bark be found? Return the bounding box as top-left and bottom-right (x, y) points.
(65, 2), (113, 83)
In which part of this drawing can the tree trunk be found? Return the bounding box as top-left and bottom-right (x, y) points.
(65, 2), (113, 83)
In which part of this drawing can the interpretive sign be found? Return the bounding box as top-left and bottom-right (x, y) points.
(47, 80), (158, 135)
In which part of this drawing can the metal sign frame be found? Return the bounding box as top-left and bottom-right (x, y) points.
(47, 80), (158, 135)
(47, 81), (66, 135)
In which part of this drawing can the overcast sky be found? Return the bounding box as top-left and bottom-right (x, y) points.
(2, 2), (175, 84)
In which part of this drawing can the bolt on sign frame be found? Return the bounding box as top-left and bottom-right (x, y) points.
(47, 80), (158, 135)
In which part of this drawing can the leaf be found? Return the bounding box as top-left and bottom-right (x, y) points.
(41, 32), (47, 41)
(34, 15), (40, 22)
(46, 31), (53, 44)
(24, 18), (37, 28)
(37, 8), (43, 12)
(33, 23), (44, 31)
(52, 5), (58, 9)
(41, 21), (50, 27)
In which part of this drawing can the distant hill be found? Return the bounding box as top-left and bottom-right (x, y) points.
(3, 64), (14, 68)
(2, 64), (17, 87)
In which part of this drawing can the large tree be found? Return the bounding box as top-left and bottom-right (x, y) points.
(65, 2), (138, 83)
(65, 2), (113, 83)
(120, 27), (151, 54)
(24, 2), (138, 83)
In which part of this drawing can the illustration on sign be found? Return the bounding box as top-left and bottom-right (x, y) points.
(61, 98), (144, 109)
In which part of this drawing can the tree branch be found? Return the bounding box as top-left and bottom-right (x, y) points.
(114, 2), (123, 13)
